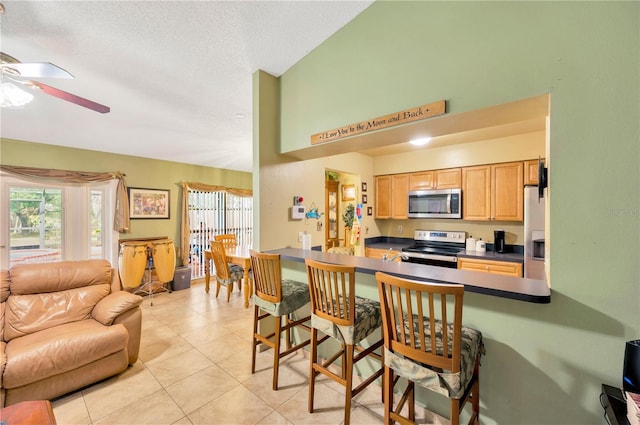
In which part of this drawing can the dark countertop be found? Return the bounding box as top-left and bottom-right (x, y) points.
(364, 237), (525, 263)
(268, 247), (550, 304)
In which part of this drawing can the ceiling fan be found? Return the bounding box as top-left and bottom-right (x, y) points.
(0, 51), (110, 113)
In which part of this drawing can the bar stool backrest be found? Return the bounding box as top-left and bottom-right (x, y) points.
(376, 272), (464, 373)
(305, 258), (355, 327)
(249, 250), (282, 303)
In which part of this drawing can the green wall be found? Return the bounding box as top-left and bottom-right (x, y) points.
(258, 1), (639, 423)
(1, 138), (252, 254)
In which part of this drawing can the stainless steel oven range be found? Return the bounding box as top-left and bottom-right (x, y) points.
(401, 230), (467, 268)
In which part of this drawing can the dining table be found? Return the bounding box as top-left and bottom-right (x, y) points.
(204, 245), (252, 308)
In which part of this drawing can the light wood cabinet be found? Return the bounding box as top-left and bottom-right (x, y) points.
(375, 175), (391, 218)
(375, 174), (408, 219)
(325, 180), (339, 250)
(457, 257), (523, 277)
(365, 247), (402, 262)
(409, 171), (434, 190)
(408, 168), (461, 190)
(462, 161), (523, 221)
(524, 159), (544, 186)
(434, 168), (462, 189)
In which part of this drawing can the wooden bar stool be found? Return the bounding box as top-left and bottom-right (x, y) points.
(375, 272), (484, 425)
(305, 258), (384, 425)
(250, 250), (312, 390)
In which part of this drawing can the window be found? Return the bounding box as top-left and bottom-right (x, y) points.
(187, 189), (252, 278)
(1, 175), (117, 269)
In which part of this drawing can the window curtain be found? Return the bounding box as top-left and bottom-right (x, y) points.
(0, 165), (130, 232)
(179, 182), (252, 266)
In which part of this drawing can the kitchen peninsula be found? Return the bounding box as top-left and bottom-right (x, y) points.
(268, 247), (550, 303)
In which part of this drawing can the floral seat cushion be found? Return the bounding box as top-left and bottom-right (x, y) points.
(384, 315), (484, 399)
(216, 264), (245, 286)
(253, 279), (310, 316)
(311, 295), (382, 345)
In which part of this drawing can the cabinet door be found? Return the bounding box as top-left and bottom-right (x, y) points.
(365, 247), (402, 261)
(409, 171), (434, 190)
(524, 159), (543, 186)
(435, 168), (462, 189)
(391, 174), (409, 219)
(325, 180), (340, 250)
(457, 258), (523, 277)
(375, 175), (392, 218)
(492, 162), (523, 221)
(462, 165), (491, 220)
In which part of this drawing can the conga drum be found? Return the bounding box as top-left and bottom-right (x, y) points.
(152, 239), (176, 283)
(118, 242), (148, 289)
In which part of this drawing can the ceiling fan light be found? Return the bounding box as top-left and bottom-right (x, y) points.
(0, 82), (34, 108)
(409, 137), (431, 146)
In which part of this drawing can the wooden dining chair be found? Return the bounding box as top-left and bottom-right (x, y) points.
(305, 258), (384, 425)
(210, 240), (244, 302)
(249, 250), (312, 390)
(214, 233), (237, 248)
(375, 272), (484, 425)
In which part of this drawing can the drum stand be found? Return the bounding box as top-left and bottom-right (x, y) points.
(134, 247), (169, 306)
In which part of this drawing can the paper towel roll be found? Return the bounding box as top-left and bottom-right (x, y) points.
(301, 233), (312, 250)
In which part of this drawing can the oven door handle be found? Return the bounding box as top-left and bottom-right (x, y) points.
(402, 252), (458, 263)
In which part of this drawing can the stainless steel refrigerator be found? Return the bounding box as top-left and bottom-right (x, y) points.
(524, 186), (545, 280)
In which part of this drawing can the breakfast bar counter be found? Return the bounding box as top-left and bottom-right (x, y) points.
(267, 247), (550, 303)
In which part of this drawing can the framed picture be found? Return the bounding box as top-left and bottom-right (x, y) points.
(362, 182), (367, 192)
(342, 184), (356, 201)
(367, 206), (373, 216)
(362, 194), (368, 204)
(128, 187), (170, 219)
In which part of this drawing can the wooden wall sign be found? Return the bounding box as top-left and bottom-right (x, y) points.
(311, 99), (446, 145)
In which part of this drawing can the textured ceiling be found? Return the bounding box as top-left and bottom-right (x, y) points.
(0, 1), (374, 172)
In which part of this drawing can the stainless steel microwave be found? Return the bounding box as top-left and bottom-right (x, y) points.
(408, 188), (462, 219)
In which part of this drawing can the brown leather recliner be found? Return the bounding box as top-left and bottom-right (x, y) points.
(0, 259), (143, 407)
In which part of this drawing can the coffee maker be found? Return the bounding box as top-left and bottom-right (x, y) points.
(494, 229), (506, 253)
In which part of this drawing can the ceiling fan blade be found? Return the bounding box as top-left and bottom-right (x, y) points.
(2, 62), (74, 79)
(29, 80), (110, 114)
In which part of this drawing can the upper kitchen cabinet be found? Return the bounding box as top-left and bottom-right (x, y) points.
(524, 158), (544, 186)
(375, 174), (409, 219)
(408, 168), (461, 190)
(462, 161), (524, 221)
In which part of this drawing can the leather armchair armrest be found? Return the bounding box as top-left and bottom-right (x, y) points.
(92, 292), (143, 326)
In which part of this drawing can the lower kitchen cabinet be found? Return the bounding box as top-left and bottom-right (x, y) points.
(365, 247), (402, 262)
(457, 257), (523, 277)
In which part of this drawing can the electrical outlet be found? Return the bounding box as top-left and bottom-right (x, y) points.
(298, 231), (303, 242)
(398, 225), (403, 234)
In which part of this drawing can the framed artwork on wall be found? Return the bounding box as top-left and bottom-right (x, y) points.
(342, 184), (356, 201)
(362, 194), (368, 204)
(128, 187), (170, 219)
(362, 182), (367, 192)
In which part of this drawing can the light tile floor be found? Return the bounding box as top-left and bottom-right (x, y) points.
(51, 281), (447, 425)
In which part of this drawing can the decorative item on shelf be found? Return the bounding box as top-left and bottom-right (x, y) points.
(326, 170), (339, 181)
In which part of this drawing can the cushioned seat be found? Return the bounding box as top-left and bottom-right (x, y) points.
(376, 272), (484, 425)
(305, 259), (383, 425)
(250, 250), (311, 390)
(210, 240), (244, 302)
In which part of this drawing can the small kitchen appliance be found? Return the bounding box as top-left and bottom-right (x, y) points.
(494, 229), (506, 253)
(401, 230), (466, 268)
(407, 188), (462, 219)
